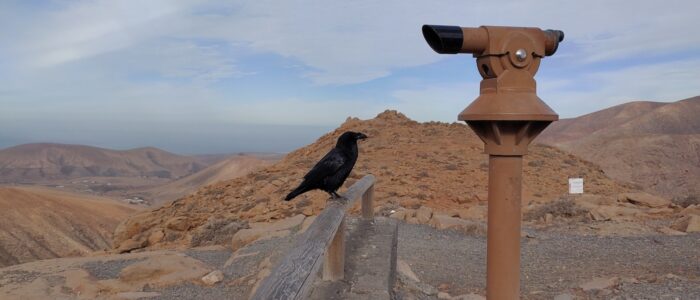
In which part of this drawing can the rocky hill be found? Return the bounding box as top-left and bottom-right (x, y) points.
(114, 111), (630, 251)
(538, 96), (700, 199)
(0, 143), (207, 183)
(0, 186), (137, 267)
(141, 155), (276, 206)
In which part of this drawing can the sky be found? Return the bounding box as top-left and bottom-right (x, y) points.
(1, 0), (699, 154)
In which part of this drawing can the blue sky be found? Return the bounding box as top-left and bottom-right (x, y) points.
(1, 0), (698, 154)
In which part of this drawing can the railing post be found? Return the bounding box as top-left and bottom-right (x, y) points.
(362, 184), (374, 220)
(322, 217), (345, 281)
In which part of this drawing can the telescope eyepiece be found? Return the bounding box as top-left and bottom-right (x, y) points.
(422, 25), (463, 54)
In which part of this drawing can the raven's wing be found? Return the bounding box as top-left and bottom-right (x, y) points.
(303, 148), (346, 185)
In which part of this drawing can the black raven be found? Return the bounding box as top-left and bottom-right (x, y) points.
(285, 131), (368, 201)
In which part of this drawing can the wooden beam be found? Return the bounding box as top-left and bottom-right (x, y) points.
(362, 184), (375, 220)
(322, 217), (345, 281)
(251, 174), (375, 300)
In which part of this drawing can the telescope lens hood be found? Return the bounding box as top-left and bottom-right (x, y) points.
(422, 25), (463, 54)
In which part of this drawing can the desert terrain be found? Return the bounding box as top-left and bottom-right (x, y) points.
(538, 96), (700, 200)
(0, 186), (136, 267)
(0, 145), (278, 268)
(0, 106), (698, 299)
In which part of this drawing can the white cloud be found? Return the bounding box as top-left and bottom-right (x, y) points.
(540, 59), (700, 117)
(390, 82), (479, 123)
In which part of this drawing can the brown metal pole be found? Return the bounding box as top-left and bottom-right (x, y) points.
(486, 155), (522, 299)
(422, 24), (563, 299)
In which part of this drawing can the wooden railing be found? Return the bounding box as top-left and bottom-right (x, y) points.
(251, 174), (376, 300)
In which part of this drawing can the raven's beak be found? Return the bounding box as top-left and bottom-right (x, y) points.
(357, 133), (368, 140)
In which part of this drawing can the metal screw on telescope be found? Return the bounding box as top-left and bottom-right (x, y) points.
(422, 24), (564, 300)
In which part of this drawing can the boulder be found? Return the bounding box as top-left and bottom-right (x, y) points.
(400, 198), (422, 209)
(670, 215), (700, 233)
(406, 217), (420, 224)
(657, 227), (687, 236)
(201, 270), (224, 285)
(165, 217), (191, 231)
(681, 204), (700, 217)
(390, 210), (408, 221)
(430, 214), (485, 234)
(588, 205), (643, 221)
(619, 193), (670, 208)
(116, 238), (147, 254)
(457, 206), (486, 220)
(415, 206), (433, 224)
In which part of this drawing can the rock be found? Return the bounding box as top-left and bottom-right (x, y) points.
(553, 293), (575, 300)
(437, 291), (452, 299)
(681, 204), (700, 216)
(430, 214), (486, 234)
(416, 206), (433, 224)
(455, 196), (470, 204)
(544, 213), (554, 224)
(446, 210), (460, 217)
(619, 192), (670, 208)
(390, 210), (408, 221)
(232, 228), (291, 250)
(397, 260), (420, 282)
(201, 270), (224, 285)
(648, 207), (673, 214)
(658, 226), (687, 236)
(406, 217), (420, 224)
(579, 277), (619, 291)
(588, 205), (642, 221)
(302, 207), (314, 216)
(250, 214), (305, 232)
(166, 217), (191, 231)
(670, 215), (700, 232)
(457, 206), (486, 220)
(400, 198), (422, 209)
(147, 230), (165, 245)
(116, 238), (147, 254)
(452, 294), (486, 300)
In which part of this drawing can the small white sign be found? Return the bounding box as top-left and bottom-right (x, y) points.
(569, 178), (584, 194)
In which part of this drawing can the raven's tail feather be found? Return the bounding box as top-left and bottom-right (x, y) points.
(284, 183), (308, 201)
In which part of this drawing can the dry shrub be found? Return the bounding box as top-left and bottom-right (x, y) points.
(524, 197), (588, 221)
(672, 194), (700, 208)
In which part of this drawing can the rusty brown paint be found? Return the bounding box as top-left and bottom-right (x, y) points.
(423, 25), (563, 299)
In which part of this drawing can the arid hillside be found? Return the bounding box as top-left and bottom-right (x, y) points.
(0, 143), (207, 183)
(142, 155), (276, 206)
(538, 96), (700, 198)
(0, 186), (137, 267)
(114, 110), (630, 251)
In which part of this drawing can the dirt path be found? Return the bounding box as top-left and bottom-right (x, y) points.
(394, 223), (700, 299)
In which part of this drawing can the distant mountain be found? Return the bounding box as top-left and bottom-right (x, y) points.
(538, 96), (700, 198)
(0, 186), (136, 267)
(0, 143), (207, 183)
(143, 155), (276, 206)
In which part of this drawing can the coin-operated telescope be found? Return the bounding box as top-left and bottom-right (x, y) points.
(423, 25), (564, 300)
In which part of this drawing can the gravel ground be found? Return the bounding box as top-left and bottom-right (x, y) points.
(395, 223), (700, 299)
(82, 258), (147, 280)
